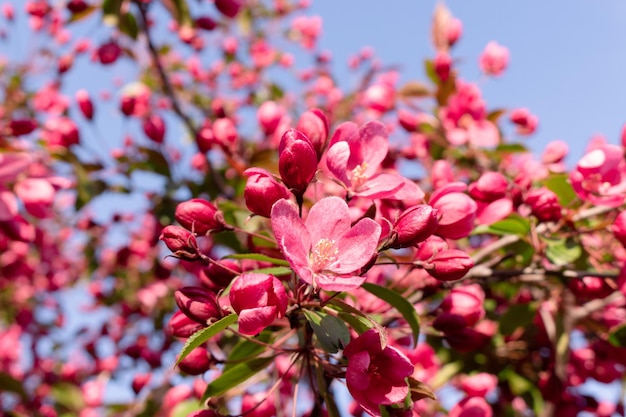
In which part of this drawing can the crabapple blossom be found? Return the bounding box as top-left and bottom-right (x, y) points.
(479, 41), (509, 76)
(429, 182), (477, 239)
(278, 129), (318, 196)
(229, 273), (288, 335)
(175, 198), (227, 235)
(143, 114), (166, 143)
(390, 204), (439, 249)
(449, 397), (492, 417)
(174, 287), (222, 324)
(525, 187), (562, 222)
(296, 108), (329, 158)
(271, 197), (381, 291)
(509, 107), (538, 135)
(570, 144), (626, 207)
(344, 329), (414, 417)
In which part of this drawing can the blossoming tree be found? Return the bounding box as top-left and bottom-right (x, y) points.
(1, 1), (626, 417)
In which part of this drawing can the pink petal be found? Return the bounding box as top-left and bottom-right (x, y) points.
(271, 199), (311, 273)
(332, 217), (381, 274)
(327, 121), (358, 149)
(305, 196), (351, 244)
(476, 198), (513, 225)
(347, 121), (388, 177)
(325, 141), (351, 185)
(346, 350), (371, 391)
(0, 189), (17, 221)
(314, 272), (367, 292)
(0, 153), (31, 183)
(237, 306), (277, 335)
(355, 173), (406, 199)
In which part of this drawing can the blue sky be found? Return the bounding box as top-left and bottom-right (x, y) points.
(310, 1), (626, 163)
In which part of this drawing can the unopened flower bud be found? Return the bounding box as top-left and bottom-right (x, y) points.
(469, 171), (508, 202)
(257, 101), (285, 135)
(525, 187), (561, 222)
(120, 95), (136, 116)
(159, 225), (200, 260)
(243, 168), (290, 218)
(434, 51), (452, 82)
(175, 286), (221, 324)
(391, 205), (438, 248)
(426, 249), (473, 281)
(168, 310), (203, 338)
(212, 117), (238, 149)
(177, 346), (213, 375)
(613, 211), (626, 247)
(132, 373), (151, 394)
(143, 114), (165, 144)
(230, 273), (288, 335)
(296, 108), (329, 158)
(439, 284), (485, 326)
(215, 0), (243, 18)
(9, 119), (37, 136)
(175, 198), (227, 235)
(75, 89), (94, 120)
(97, 40), (121, 65)
(430, 182), (477, 239)
(195, 16), (217, 31)
(278, 129), (317, 196)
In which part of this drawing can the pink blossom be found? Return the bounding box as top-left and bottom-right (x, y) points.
(429, 182), (477, 239)
(458, 373), (498, 397)
(449, 396), (492, 417)
(344, 329), (413, 417)
(570, 144), (626, 207)
(326, 120), (424, 200)
(509, 108), (538, 135)
(271, 197), (381, 291)
(14, 178), (55, 218)
(229, 273), (288, 335)
(479, 41), (509, 76)
(243, 168), (290, 218)
(257, 101), (285, 135)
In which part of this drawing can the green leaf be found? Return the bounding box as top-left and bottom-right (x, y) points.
(495, 143), (528, 153)
(68, 5), (97, 23)
(223, 332), (272, 371)
(171, 400), (202, 417)
(51, 383), (85, 411)
(499, 303), (537, 335)
(500, 368), (532, 395)
(176, 315), (237, 366)
(325, 299), (382, 335)
(102, 0), (122, 25)
(304, 310), (351, 353)
(544, 237), (582, 266)
(608, 324), (626, 347)
(0, 372), (27, 400)
(249, 266), (292, 276)
(473, 213), (530, 237)
(119, 12), (139, 40)
(542, 173), (578, 207)
(361, 283), (421, 346)
(226, 253), (289, 266)
(430, 361), (462, 390)
(202, 356), (274, 401)
(169, 0), (193, 26)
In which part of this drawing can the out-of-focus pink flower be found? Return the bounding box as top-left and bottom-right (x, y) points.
(542, 140), (569, 165)
(0, 153), (31, 183)
(479, 41), (509, 76)
(229, 273), (288, 335)
(143, 114), (165, 144)
(613, 211), (626, 247)
(344, 329), (413, 417)
(278, 129), (318, 196)
(326, 120), (424, 200)
(82, 379), (105, 408)
(363, 82), (395, 113)
(168, 310), (203, 338)
(570, 144), (626, 207)
(431, 4), (462, 51)
(75, 89), (94, 120)
(243, 168), (290, 218)
(434, 51), (452, 82)
(257, 101), (285, 135)
(510, 108), (538, 135)
(429, 182), (477, 239)
(242, 391), (277, 417)
(458, 373), (498, 397)
(291, 15), (322, 49)
(42, 117), (80, 148)
(178, 346), (213, 375)
(14, 178), (55, 218)
(8, 119), (37, 136)
(215, 0), (244, 18)
(449, 396), (492, 417)
(431, 160), (454, 189)
(271, 197), (381, 291)
(96, 40), (121, 65)
(469, 172), (508, 202)
(525, 187), (562, 222)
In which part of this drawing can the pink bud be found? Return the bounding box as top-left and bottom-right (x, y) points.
(296, 108), (329, 158)
(469, 171), (508, 202)
(195, 16), (217, 31)
(2, 3), (14, 20)
(278, 129), (317, 196)
(14, 178), (55, 218)
(174, 286), (221, 324)
(212, 117), (238, 149)
(187, 411), (222, 417)
(458, 373), (498, 397)
(229, 273), (288, 335)
(9, 119), (37, 136)
(525, 187), (561, 222)
(363, 83), (395, 113)
(479, 41), (509, 77)
(25, 1), (50, 18)
(509, 108), (538, 135)
(242, 391), (277, 417)
(142, 114), (165, 144)
(542, 140), (569, 164)
(43, 117), (80, 148)
(57, 54), (74, 74)
(434, 51), (452, 82)
(215, 0), (244, 18)
(175, 198), (227, 235)
(431, 160), (454, 189)
(177, 346), (213, 375)
(391, 204), (439, 248)
(195, 120), (214, 153)
(159, 225), (200, 260)
(449, 396), (492, 417)
(415, 235), (448, 262)
(168, 310), (203, 338)
(120, 95), (136, 116)
(446, 18), (462, 46)
(75, 89), (94, 120)
(430, 182), (477, 239)
(243, 168), (290, 218)
(438, 284), (485, 326)
(257, 101), (285, 135)
(67, 0), (88, 14)
(427, 249), (473, 281)
(132, 373), (151, 394)
(97, 41), (121, 65)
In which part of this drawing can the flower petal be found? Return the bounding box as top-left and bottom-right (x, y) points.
(238, 306), (277, 335)
(305, 196), (351, 244)
(332, 217), (381, 274)
(325, 141), (351, 185)
(271, 199), (311, 271)
(347, 121), (388, 178)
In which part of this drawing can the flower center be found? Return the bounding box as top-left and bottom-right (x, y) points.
(350, 163), (369, 189)
(310, 238), (338, 271)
